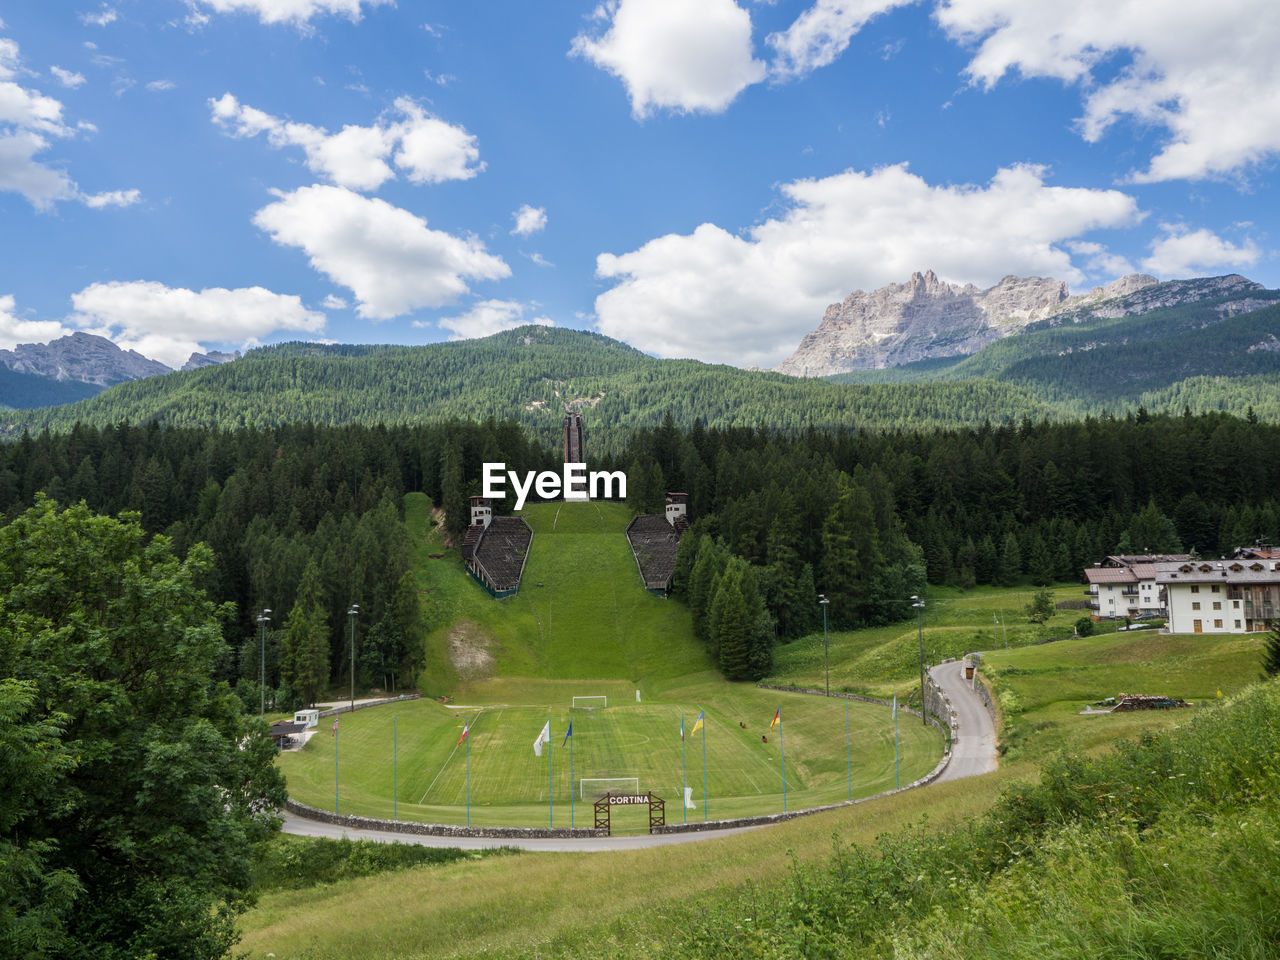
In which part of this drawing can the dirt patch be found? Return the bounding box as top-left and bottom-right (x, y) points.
(449, 621), (495, 682)
(431, 506), (456, 549)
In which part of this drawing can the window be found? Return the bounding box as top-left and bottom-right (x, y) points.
(1191, 585), (1200, 594)
(1211, 584), (1220, 593)
(1235, 620), (1242, 629)
(1192, 601), (1201, 611)
(1234, 600), (1241, 609)
(1214, 619), (1223, 628)
(1213, 601), (1222, 610)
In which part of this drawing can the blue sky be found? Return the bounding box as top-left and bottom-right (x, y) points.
(1, 0), (1276, 369)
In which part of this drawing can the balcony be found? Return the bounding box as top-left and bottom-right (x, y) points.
(1120, 588), (1139, 597)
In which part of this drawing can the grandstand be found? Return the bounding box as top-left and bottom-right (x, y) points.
(625, 493), (689, 595)
(462, 497), (533, 597)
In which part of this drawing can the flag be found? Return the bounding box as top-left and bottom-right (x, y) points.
(892, 693), (897, 719)
(456, 719), (470, 746)
(689, 711), (704, 738)
(331, 717), (338, 737)
(533, 720), (550, 757)
(770, 706), (781, 730)
(680, 714), (684, 742)
(562, 719), (573, 747)
(1217, 688), (1223, 698)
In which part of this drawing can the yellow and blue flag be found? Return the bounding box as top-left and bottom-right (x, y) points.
(689, 711), (704, 738)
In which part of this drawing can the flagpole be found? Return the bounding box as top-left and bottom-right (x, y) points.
(393, 714), (398, 821)
(779, 705), (786, 813)
(701, 712), (707, 823)
(334, 724), (340, 815)
(569, 722), (574, 829)
(681, 713), (686, 825)
(466, 715), (471, 828)
(548, 717), (553, 828)
(845, 698), (851, 801)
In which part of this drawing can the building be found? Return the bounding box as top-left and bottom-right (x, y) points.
(625, 493), (691, 595)
(461, 496), (533, 598)
(1155, 557), (1280, 634)
(1084, 554), (1189, 620)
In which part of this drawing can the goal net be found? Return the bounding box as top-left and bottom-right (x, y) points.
(571, 695), (607, 709)
(580, 777), (639, 801)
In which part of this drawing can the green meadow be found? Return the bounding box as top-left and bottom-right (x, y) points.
(278, 496), (941, 827)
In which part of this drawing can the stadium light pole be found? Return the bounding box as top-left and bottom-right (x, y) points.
(257, 609), (271, 716)
(818, 594), (830, 696)
(912, 596), (927, 726)
(347, 603), (360, 714)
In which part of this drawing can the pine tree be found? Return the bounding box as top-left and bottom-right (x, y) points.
(997, 531), (1022, 587)
(284, 559), (330, 706)
(1263, 622), (1280, 678)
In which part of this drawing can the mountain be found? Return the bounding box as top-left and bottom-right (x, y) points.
(0, 331), (173, 399)
(774, 271), (1260, 377)
(0, 365), (104, 410)
(0, 326), (1050, 448)
(182, 349), (241, 371)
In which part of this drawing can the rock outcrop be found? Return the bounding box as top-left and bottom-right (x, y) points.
(0, 332), (171, 386)
(182, 349), (241, 371)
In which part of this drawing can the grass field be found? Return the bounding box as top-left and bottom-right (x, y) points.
(279, 496), (941, 827)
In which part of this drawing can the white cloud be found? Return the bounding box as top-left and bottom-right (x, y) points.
(593, 162), (1141, 367)
(188, 0), (391, 27)
(0, 37), (136, 209)
(571, 0), (766, 118)
(527, 252), (554, 268)
(210, 93), (482, 191)
(936, 0), (1280, 183)
(80, 188), (141, 208)
(0, 294), (74, 350)
(430, 299), (554, 340)
(511, 204), (547, 237)
(768, 0), (913, 79)
(1067, 241), (1135, 280)
(1140, 225), (1261, 279)
(145, 79), (175, 92)
(253, 184), (510, 319)
(79, 6), (119, 27)
(69, 280), (325, 368)
(321, 293), (348, 309)
(50, 66), (86, 89)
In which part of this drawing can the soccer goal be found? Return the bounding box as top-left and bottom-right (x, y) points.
(580, 777), (639, 801)
(571, 695), (607, 709)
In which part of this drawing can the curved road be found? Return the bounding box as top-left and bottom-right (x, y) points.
(930, 660), (999, 781)
(282, 666), (997, 851)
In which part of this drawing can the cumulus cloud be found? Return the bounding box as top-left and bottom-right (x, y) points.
(430, 299), (554, 340)
(0, 294), (74, 350)
(253, 184), (510, 319)
(50, 66), (86, 89)
(936, 0), (1280, 183)
(80, 187), (141, 208)
(70, 280), (325, 368)
(593, 162), (1141, 367)
(768, 0), (913, 79)
(0, 37), (137, 209)
(571, 0), (766, 118)
(187, 0), (391, 27)
(1140, 225), (1261, 278)
(210, 93), (482, 191)
(321, 293), (347, 309)
(510, 204), (547, 237)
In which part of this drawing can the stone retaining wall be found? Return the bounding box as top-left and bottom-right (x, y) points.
(285, 798), (607, 840)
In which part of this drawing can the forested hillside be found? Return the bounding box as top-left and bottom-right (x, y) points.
(6, 409), (1280, 693)
(0, 326), (1053, 449)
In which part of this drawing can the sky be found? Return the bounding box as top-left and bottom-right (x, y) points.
(1, 0), (1278, 371)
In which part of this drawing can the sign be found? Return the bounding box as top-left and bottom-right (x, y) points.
(608, 794), (650, 805)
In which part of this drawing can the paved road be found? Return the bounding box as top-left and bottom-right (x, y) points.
(929, 660), (999, 781)
(282, 667), (999, 851)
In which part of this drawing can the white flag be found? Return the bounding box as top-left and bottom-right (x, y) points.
(684, 786), (696, 810)
(892, 693), (897, 720)
(533, 720), (550, 757)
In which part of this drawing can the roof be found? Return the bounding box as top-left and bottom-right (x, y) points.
(1085, 567), (1138, 584)
(1106, 554), (1191, 566)
(1155, 558), (1280, 585)
(470, 516), (533, 592)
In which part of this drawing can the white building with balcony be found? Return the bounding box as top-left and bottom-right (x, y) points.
(1155, 558), (1280, 634)
(1084, 554), (1188, 620)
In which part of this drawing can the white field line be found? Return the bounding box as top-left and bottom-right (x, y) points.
(553, 504), (562, 531)
(741, 767), (763, 794)
(418, 708), (482, 804)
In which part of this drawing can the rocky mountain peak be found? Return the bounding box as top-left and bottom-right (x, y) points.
(0, 332), (172, 387)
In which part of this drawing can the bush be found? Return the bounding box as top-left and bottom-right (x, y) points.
(1074, 615), (1094, 637)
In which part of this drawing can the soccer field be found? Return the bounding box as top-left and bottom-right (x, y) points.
(280, 685), (940, 830)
